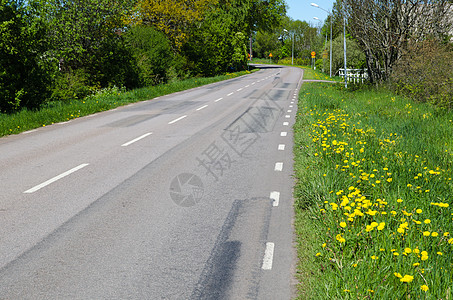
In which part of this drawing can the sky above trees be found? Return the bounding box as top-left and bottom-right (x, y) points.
(285, 0), (334, 23)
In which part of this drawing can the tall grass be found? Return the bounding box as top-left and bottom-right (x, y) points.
(0, 71), (253, 137)
(294, 82), (453, 299)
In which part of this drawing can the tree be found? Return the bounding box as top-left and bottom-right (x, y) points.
(328, 36), (366, 73)
(343, 0), (452, 83)
(37, 0), (135, 73)
(0, 0), (50, 112)
(130, 0), (217, 50)
(182, 0), (249, 75)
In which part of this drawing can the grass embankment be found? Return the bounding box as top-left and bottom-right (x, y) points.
(0, 70), (254, 137)
(294, 82), (453, 299)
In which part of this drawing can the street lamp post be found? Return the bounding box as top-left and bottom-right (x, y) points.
(311, 3), (333, 78)
(283, 29), (294, 65)
(342, 2), (348, 88)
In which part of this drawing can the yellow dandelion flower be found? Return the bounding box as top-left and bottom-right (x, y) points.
(420, 285), (429, 291)
(424, 219), (431, 224)
(416, 209), (422, 214)
(423, 231), (431, 237)
(340, 222), (347, 228)
(432, 232), (439, 237)
(413, 263), (420, 267)
(336, 234), (346, 243)
(394, 272), (402, 278)
(377, 222), (385, 230)
(400, 275), (414, 283)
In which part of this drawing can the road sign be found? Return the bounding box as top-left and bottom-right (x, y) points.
(269, 53), (273, 58)
(311, 51), (316, 58)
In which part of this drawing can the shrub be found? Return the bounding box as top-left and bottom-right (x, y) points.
(50, 69), (95, 102)
(124, 26), (173, 86)
(391, 39), (453, 109)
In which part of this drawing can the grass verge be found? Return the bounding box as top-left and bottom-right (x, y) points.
(293, 82), (453, 299)
(0, 70), (255, 137)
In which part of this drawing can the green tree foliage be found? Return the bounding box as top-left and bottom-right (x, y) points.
(36, 0), (137, 95)
(182, 0), (250, 76)
(327, 36), (365, 74)
(124, 26), (172, 86)
(253, 17), (321, 62)
(0, 0), (50, 112)
(130, 0), (217, 50)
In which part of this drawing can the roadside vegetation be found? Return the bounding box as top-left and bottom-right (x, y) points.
(293, 82), (453, 298)
(0, 71), (253, 137)
(1, 0), (285, 114)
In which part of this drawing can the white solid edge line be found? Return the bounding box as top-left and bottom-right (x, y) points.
(196, 105), (209, 111)
(121, 132), (153, 147)
(262, 242), (275, 270)
(270, 191), (280, 207)
(274, 162), (283, 171)
(24, 163), (90, 194)
(168, 115), (187, 125)
(215, 97), (223, 102)
(278, 144), (285, 151)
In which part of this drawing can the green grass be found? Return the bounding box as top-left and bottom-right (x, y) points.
(0, 70), (255, 137)
(300, 67), (339, 82)
(293, 82), (453, 299)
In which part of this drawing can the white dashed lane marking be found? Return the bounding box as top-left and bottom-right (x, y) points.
(24, 163), (90, 194)
(262, 242), (275, 270)
(274, 162), (283, 171)
(196, 105), (208, 111)
(168, 115), (187, 125)
(121, 132), (153, 147)
(270, 191), (280, 207)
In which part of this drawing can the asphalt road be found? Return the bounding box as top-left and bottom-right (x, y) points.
(0, 65), (303, 299)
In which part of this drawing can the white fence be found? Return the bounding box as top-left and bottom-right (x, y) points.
(338, 69), (368, 84)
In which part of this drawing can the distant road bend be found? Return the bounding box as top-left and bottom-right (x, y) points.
(0, 65), (303, 299)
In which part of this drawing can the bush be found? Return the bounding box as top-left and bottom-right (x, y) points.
(124, 26), (173, 86)
(50, 69), (95, 102)
(390, 39), (453, 109)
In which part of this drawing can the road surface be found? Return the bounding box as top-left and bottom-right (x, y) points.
(0, 65), (303, 299)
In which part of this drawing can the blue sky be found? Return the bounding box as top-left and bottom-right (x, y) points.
(285, 0), (335, 24)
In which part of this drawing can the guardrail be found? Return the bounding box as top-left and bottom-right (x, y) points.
(339, 69), (368, 84)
